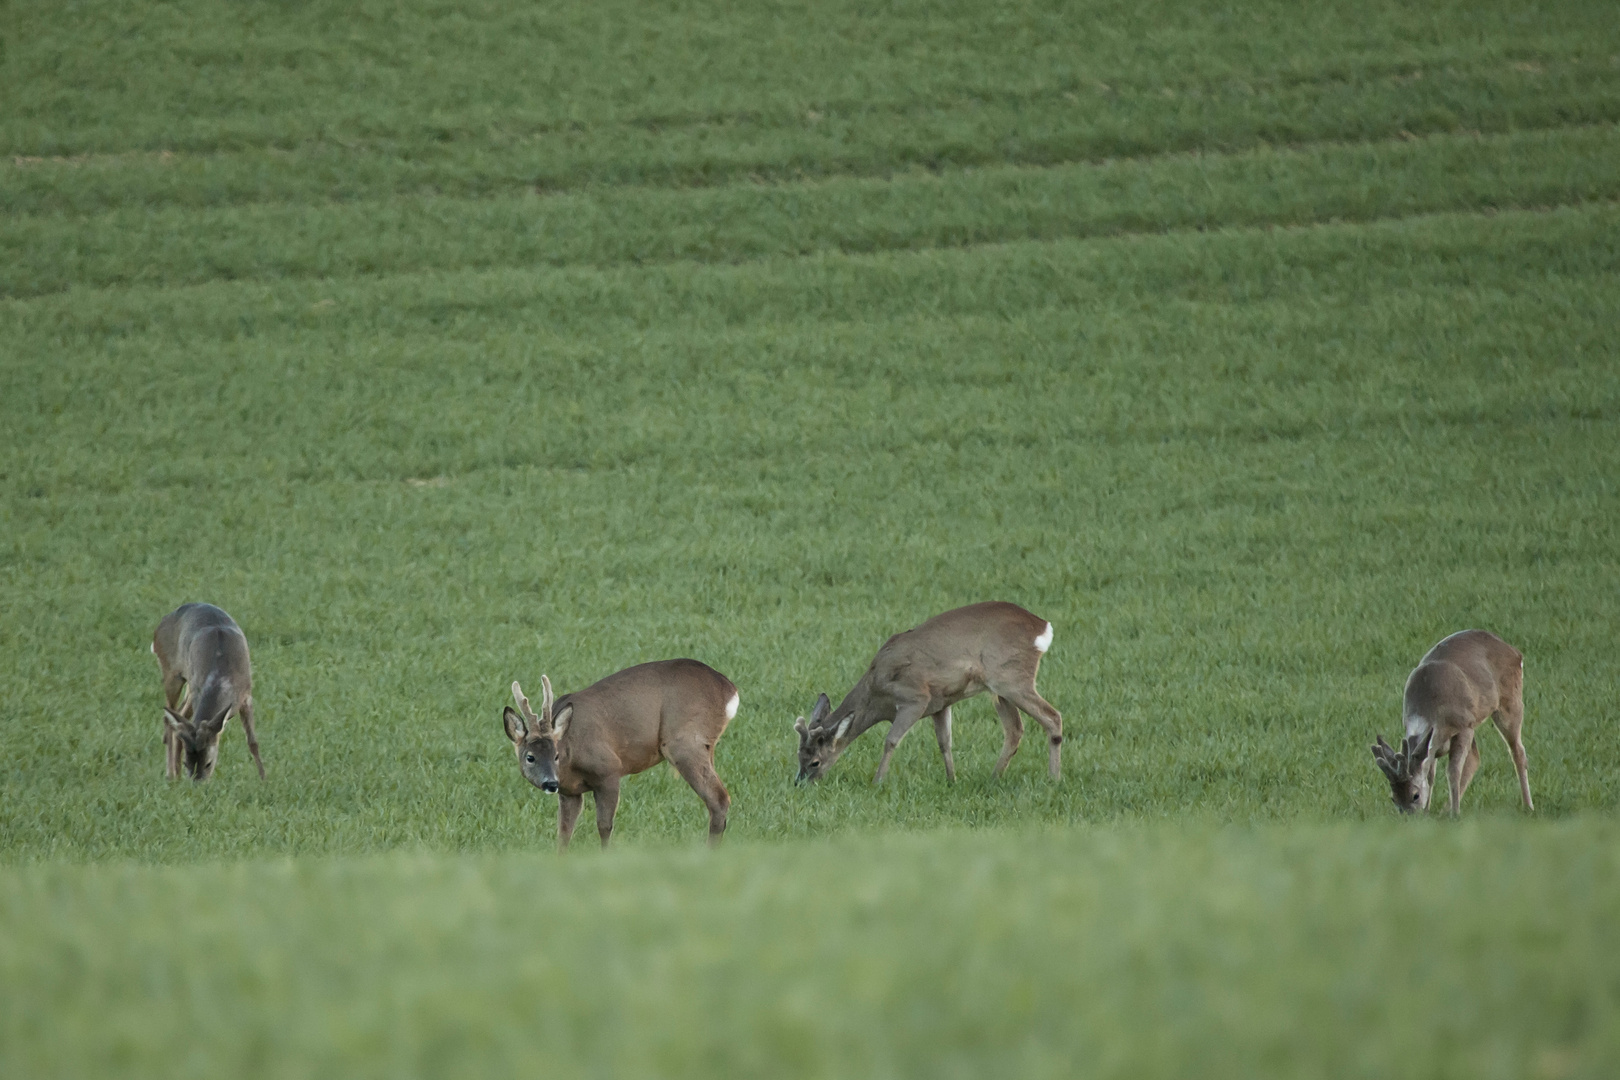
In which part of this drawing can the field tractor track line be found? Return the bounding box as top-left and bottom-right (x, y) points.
(10, 117), (1617, 193)
(3, 199), (1615, 308)
(7, 53), (1618, 167)
(3, 113), (1617, 215)
(24, 390), (1613, 502)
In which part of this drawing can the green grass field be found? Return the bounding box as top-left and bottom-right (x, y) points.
(3, 0), (1619, 1075)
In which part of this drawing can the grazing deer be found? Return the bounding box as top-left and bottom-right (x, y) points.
(1371, 629), (1532, 815)
(502, 659), (738, 849)
(151, 603), (264, 782)
(793, 601), (1062, 784)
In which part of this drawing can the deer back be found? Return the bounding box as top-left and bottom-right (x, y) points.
(865, 601), (1050, 706)
(1404, 629), (1521, 728)
(812, 601), (1051, 742)
(154, 604), (252, 724)
(558, 659), (738, 781)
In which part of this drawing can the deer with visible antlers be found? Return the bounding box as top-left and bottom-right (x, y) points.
(152, 603), (265, 782)
(1371, 629), (1532, 815)
(794, 601), (1063, 784)
(503, 660), (738, 848)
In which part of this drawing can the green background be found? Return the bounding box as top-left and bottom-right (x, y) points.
(2, 1), (1617, 1075)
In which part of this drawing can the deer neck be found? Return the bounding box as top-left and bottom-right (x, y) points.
(826, 671), (890, 744)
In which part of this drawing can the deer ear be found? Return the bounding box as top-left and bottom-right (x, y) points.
(552, 703), (573, 741)
(834, 716), (852, 744)
(503, 706), (526, 744)
(808, 693), (831, 726)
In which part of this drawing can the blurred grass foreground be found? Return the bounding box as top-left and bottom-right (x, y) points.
(3, 822), (1619, 1079)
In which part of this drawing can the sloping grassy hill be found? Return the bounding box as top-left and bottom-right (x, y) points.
(2, 0), (1618, 1075)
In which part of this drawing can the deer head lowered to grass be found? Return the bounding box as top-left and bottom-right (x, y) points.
(794, 601), (1064, 785)
(503, 660), (738, 849)
(1371, 629), (1533, 816)
(1371, 731), (1432, 812)
(151, 602), (265, 783)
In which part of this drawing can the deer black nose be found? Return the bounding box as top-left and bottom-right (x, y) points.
(540, 780), (559, 794)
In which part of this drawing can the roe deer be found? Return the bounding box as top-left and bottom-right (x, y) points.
(503, 659), (738, 849)
(151, 603), (264, 782)
(793, 601), (1062, 784)
(1371, 629), (1532, 815)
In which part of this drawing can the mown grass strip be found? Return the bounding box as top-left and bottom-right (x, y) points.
(1, 823), (1616, 1079)
(5, 124), (1618, 298)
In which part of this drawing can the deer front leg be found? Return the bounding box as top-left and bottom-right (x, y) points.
(932, 707), (956, 783)
(1416, 740), (1442, 812)
(1456, 739), (1482, 806)
(1446, 728), (1476, 816)
(163, 721), (181, 780)
(557, 792), (584, 851)
(593, 778), (621, 848)
(873, 702), (929, 784)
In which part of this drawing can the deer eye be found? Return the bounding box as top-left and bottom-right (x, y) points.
(525, 754), (536, 764)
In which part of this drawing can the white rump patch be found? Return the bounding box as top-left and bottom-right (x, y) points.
(1034, 623), (1053, 653)
(725, 692), (740, 720)
(150, 642), (156, 654)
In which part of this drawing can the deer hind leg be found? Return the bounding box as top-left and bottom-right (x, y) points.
(162, 671), (187, 714)
(1492, 699), (1533, 812)
(557, 792), (584, 851)
(874, 701), (930, 784)
(1003, 686), (1063, 780)
(238, 698), (266, 780)
(593, 778), (622, 849)
(992, 696), (1024, 777)
(932, 707), (956, 783)
(670, 745), (731, 846)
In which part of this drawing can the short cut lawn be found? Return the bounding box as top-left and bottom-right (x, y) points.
(2, 0), (1618, 1076)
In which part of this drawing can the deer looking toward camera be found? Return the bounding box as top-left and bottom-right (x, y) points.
(794, 601), (1063, 785)
(1371, 629), (1532, 816)
(152, 603), (265, 783)
(503, 659), (737, 849)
